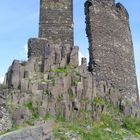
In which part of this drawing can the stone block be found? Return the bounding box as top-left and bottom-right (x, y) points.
(8, 60), (20, 89)
(70, 46), (79, 67)
(81, 57), (87, 66)
(19, 66), (25, 80)
(12, 108), (32, 125)
(21, 79), (29, 92)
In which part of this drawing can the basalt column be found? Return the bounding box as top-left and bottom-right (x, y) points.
(85, 0), (139, 103)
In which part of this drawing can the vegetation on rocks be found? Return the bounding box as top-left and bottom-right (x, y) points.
(54, 97), (140, 140)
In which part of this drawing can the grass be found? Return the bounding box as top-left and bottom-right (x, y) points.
(122, 116), (140, 137)
(44, 112), (51, 120)
(54, 97), (140, 140)
(56, 114), (65, 122)
(48, 66), (70, 76)
(43, 90), (49, 95)
(68, 88), (74, 100)
(92, 96), (107, 106)
(54, 114), (132, 140)
(24, 101), (40, 120)
(1, 96), (140, 139)
(24, 101), (33, 110)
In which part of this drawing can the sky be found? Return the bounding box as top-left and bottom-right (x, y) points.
(0, 0), (140, 93)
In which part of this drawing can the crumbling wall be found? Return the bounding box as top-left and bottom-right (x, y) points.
(85, 0), (139, 104)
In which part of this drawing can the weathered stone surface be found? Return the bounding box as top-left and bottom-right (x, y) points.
(85, 0), (139, 106)
(69, 46), (79, 67)
(0, 120), (54, 140)
(21, 79), (29, 92)
(39, 0), (73, 47)
(0, 111), (3, 118)
(1, 0), (139, 135)
(28, 38), (49, 58)
(7, 60), (20, 89)
(12, 107), (32, 125)
(0, 106), (12, 132)
(28, 38), (76, 71)
(81, 57), (87, 67)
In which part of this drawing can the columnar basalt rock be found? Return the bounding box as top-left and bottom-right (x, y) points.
(85, 0), (139, 106)
(0, 0), (140, 135)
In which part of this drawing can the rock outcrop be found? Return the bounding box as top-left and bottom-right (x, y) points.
(0, 90), (12, 132)
(0, 0), (139, 138)
(0, 120), (54, 140)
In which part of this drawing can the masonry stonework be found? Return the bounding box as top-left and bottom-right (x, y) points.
(39, 0), (73, 46)
(28, 0), (76, 66)
(85, 0), (139, 104)
(0, 0), (140, 136)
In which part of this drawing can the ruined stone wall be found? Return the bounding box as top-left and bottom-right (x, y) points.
(85, 0), (139, 103)
(39, 0), (73, 47)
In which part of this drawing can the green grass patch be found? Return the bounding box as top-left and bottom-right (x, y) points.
(92, 96), (107, 106)
(68, 88), (74, 100)
(53, 98), (140, 140)
(24, 101), (40, 121)
(24, 101), (33, 110)
(56, 114), (65, 122)
(44, 112), (51, 120)
(123, 116), (140, 137)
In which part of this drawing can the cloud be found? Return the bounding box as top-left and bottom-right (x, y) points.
(0, 76), (4, 84)
(19, 44), (28, 59)
(24, 44), (28, 56)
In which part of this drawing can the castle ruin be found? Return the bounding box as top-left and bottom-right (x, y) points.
(85, 0), (139, 106)
(0, 0), (139, 136)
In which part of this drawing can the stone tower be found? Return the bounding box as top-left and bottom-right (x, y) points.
(39, 0), (73, 46)
(85, 0), (139, 103)
(28, 0), (78, 67)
